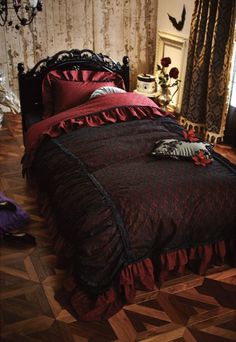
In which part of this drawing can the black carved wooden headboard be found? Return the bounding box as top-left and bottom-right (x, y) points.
(17, 49), (129, 135)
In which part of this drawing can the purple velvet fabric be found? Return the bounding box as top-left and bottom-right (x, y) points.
(0, 192), (30, 234)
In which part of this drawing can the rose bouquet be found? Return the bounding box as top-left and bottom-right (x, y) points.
(156, 57), (181, 108)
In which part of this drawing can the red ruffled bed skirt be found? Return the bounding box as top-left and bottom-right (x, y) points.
(38, 195), (236, 321)
(54, 239), (236, 321)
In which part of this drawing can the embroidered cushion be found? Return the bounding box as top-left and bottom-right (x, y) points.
(152, 139), (213, 160)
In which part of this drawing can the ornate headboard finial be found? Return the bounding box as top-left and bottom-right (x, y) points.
(21, 49), (127, 78)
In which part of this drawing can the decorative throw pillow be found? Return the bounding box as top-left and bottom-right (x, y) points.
(152, 139), (213, 160)
(0, 192), (30, 234)
(89, 86), (126, 99)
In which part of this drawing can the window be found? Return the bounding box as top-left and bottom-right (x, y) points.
(229, 30), (236, 107)
(229, 56), (236, 107)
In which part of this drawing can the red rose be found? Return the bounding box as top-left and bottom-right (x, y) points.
(169, 67), (179, 79)
(161, 57), (171, 67)
(192, 150), (212, 166)
(183, 128), (199, 142)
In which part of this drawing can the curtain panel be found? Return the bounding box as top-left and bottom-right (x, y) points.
(180, 0), (236, 143)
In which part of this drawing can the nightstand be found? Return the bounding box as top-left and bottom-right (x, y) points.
(133, 89), (179, 117)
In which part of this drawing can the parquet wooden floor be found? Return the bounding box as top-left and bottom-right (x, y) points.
(0, 113), (236, 342)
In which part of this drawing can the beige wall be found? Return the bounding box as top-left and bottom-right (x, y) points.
(154, 0), (195, 110)
(157, 0), (194, 37)
(0, 0), (158, 95)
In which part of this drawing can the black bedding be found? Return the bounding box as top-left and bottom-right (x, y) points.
(17, 48), (236, 322)
(30, 115), (236, 319)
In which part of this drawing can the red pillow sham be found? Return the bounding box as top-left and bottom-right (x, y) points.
(52, 79), (114, 114)
(42, 69), (125, 118)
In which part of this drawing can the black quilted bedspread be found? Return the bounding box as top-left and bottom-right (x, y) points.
(31, 116), (236, 293)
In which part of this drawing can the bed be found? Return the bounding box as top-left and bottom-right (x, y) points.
(17, 49), (236, 321)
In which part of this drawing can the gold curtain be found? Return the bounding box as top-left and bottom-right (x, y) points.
(180, 0), (236, 143)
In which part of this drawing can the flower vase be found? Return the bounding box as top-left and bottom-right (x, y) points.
(157, 87), (171, 111)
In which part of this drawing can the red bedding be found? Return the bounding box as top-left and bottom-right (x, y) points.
(23, 92), (165, 170)
(25, 91), (236, 321)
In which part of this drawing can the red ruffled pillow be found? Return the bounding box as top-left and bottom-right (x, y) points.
(42, 69), (125, 118)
